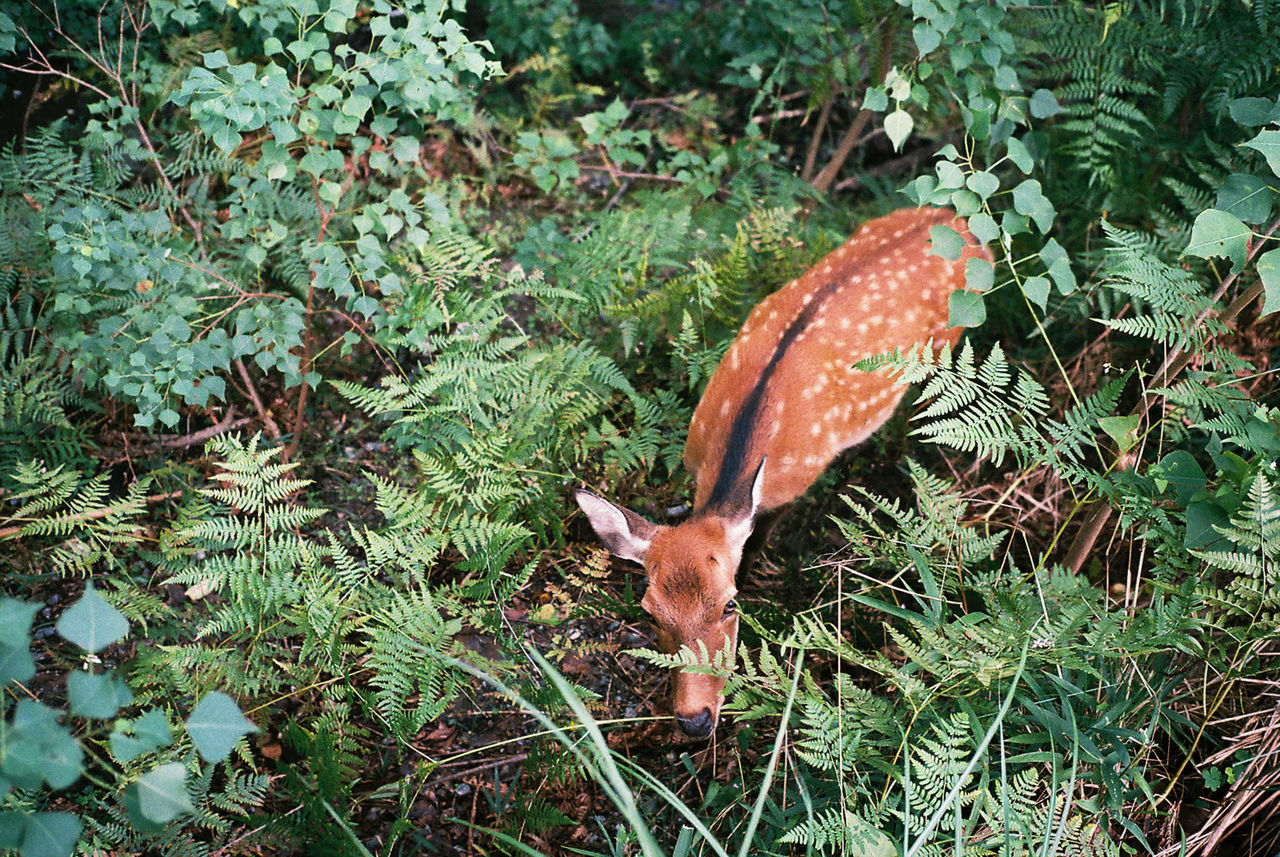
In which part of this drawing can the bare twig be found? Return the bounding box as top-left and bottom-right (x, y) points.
(235, 360), (282, 440)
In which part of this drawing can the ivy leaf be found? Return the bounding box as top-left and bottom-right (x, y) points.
(1185, 501), (1230, 550)
(1228, 97), (1279, 126)
(20, 813), (81, 857)
(1184, 209), (1250, 272)
(948, 290), (986, 328)
(186, 692), (257, 763)
(68, 670), (134, 719)
(1243, 130), (1280, 176)
(884, 109), (913, 152)
(0, 600), (38, 685)
(929, 225), (965, 260)
(1006, 136), (1033, 173)
(1151, 450), (1206, 506)
(1258, 248), (1280, 316)
(133, 763), (194, 824)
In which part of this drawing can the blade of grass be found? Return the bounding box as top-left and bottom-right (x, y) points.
(736, 647), (806, 857)
(904, 639), (1030, 857)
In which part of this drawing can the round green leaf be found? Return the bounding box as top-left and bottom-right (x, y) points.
(1029, 88), (1060, 118)
(965, 170), (999, 199)
(55, 586), (128, 654)
(929, 225), (965, 261)
(1151, 450), (1207, 506)
(134, 763), (195, 824)
(1228, 96), (1279, 127)
(1022, 275), (1050, 310)
(948, 290), (987, 328)
(0, 600), (38, 649)
(1244, 130), (1280, 177)
(1216, 174), (1274, 224)
(1006, 136), (1033, 173)
(965, 257), (994, 293)
(1184, 209), (1250, 272)
(884, 109), (913, 152)
(1258, 248), (1280, 316)
(185, 692), (257, 763)
(20, 812), (81, 857)
(968, 212), (999, 245)
(1011, 179), (1055, 233)
(68, 670), (134, 720)
(913, 23), (941, 54)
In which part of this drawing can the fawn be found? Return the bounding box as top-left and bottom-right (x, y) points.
(576, 206), (989, 738)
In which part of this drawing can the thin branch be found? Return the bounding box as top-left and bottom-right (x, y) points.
(1062, 214), (1280, 574)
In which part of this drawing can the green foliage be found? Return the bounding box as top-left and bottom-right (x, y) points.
(0, 587), (254, 857)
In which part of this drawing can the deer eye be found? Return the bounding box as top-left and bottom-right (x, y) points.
(723, 599), (738, 617)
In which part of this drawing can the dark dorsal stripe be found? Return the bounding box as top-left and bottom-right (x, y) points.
(706, 279), (843, 512)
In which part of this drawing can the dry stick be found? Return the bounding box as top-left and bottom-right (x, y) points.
(0, 490), (183, 540)
(284, 167), (357, 462)
(155, 408), (250, 449)
(800, 98), (834, 183)
(803, 23), (896, 210)
(1061, 216), (1280, 574)
(235, 360), (282, 439)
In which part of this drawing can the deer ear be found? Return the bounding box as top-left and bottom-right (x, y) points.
(720, 457), (765, 554)
(574, 489), (659, 565)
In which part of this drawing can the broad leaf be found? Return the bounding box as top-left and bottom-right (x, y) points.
(134, 763), (194, 824)
(1184, 209), (1249, 272)
(20, 813), (81, 857)
(68, 671), (134, 719)
(55, 586), (128, 653)
(1258, 248), (1280, 316)
(186, 692), (257, 763)
(948, 290), (987, 328)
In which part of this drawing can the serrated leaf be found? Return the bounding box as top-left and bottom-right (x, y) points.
(929, 225), (965, 260)
(56, 586), (128, 653)
(67, 671), (133, 719)
(1258, 248), (1280, 316)
(885, 109), (913, 151)
(1184, 209), (1249, 272)
(185, 692), (257, 763)
(948, 290), (986, 328)
(20, 812), (81, 857)
(134, 763), (194, 824)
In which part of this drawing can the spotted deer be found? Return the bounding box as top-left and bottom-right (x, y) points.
(575, 207), (989, 738)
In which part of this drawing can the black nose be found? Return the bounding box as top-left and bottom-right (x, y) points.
(675, 708), (715, 738)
